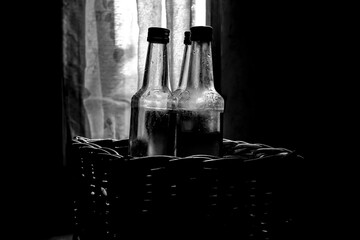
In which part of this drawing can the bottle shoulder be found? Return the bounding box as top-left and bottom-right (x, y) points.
(177, 88), (224, 111)
(132, 87), (173, 109)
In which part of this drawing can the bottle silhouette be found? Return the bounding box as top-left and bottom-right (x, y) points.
(173, 31), (191, 100)
(129, 27), (175, 157)
(175, 26), (225, 157)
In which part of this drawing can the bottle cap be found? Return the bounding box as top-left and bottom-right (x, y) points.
(190, 26), (213, 41)
(184, 31), (191, 45)
(147, 27), (170, 43)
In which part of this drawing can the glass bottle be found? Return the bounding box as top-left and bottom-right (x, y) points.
(129, 27), (175, 157)
(173, 31), (191, 99)
(175, 26), (225, 157)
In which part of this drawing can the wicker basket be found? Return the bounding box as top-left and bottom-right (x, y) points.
(70, 136), (304, 240)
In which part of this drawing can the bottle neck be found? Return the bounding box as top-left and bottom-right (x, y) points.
(142, 42), (169, 90)
(187, 41), (215, 90)
(177, 44), (191, 90)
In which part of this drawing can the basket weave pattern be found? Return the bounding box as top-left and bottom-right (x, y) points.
(70, 137), (303, 240)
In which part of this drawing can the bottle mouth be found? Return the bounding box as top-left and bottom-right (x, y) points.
(190, 26), (213, 42)
(147, 27), (170, 43)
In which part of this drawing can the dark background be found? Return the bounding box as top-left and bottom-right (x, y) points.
(218, 1), (305, 154)
(13, 1), (305, 239)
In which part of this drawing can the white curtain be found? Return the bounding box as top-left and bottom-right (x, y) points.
(63, 0), (206, 140)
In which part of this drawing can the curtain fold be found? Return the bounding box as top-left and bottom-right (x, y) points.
(63, 0), (206, 140)
(136, 0), (162, 89)
(83, 0), (138, 139)
(166, 0), (192, 91)
(63, 0), (90, 138)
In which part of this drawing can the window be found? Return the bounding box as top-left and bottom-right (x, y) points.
(63, 0), (208, 140)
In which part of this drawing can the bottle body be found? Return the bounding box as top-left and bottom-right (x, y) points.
(129, 28), (175, 157)
(176, 109), (223, 156)
(175, 88), (224, 157)
(129, 102), (176, 156)
(175, 26), (224, 157)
